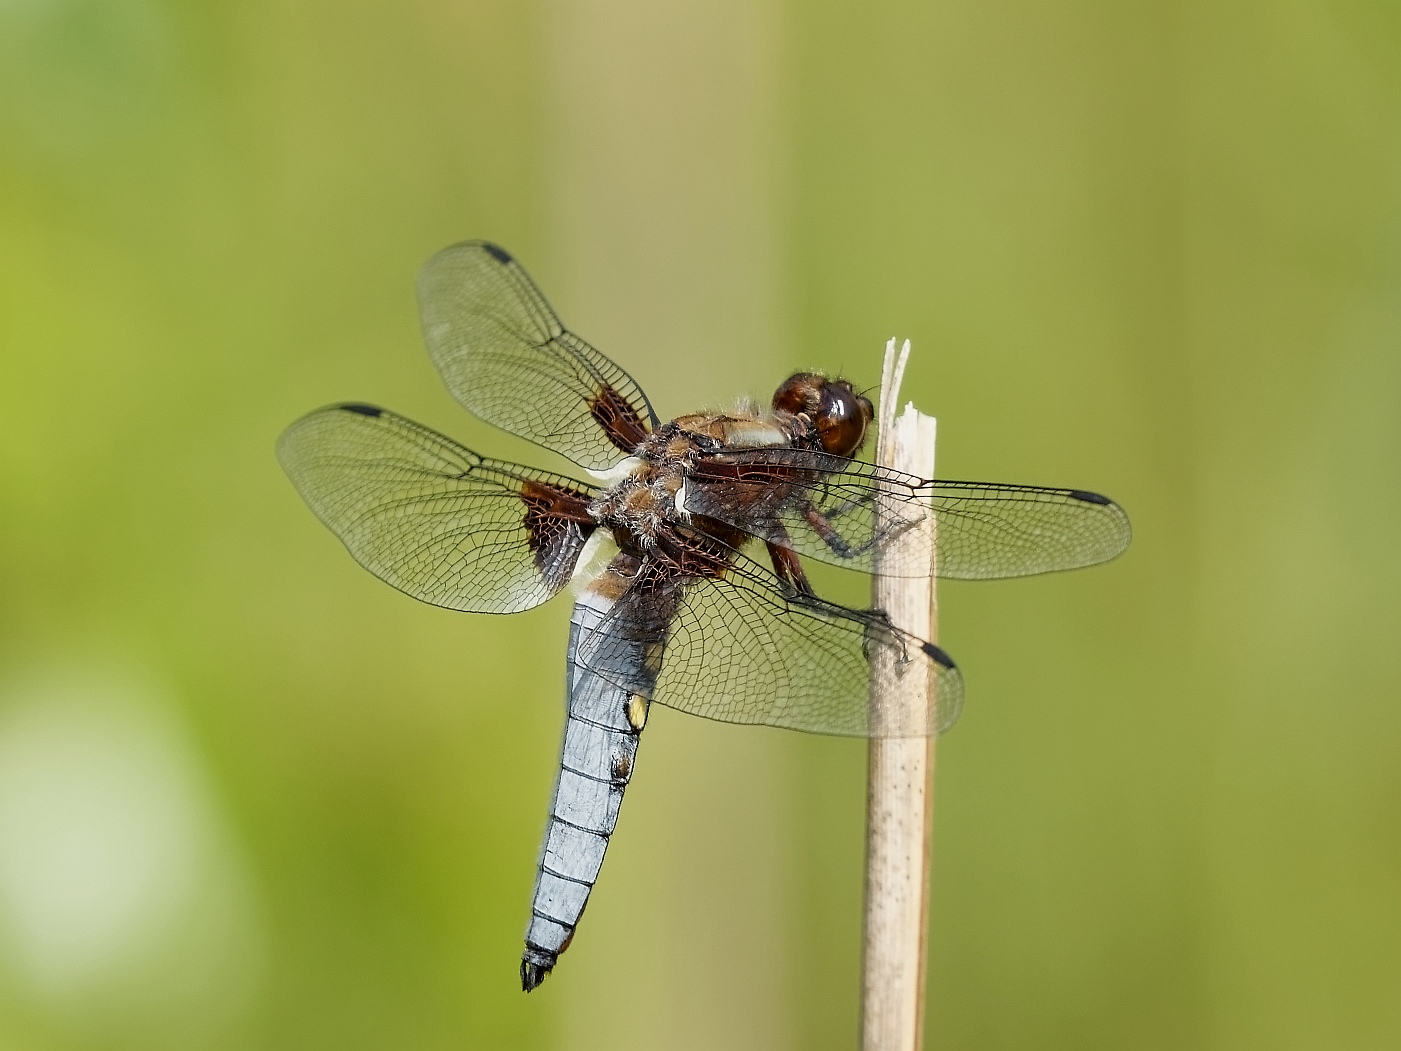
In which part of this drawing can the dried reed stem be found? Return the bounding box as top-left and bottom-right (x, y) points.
(860, 338), (937, 1051)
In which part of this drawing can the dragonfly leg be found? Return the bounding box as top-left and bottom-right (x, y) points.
(854, 511), (923, 557)
(802, 503), (856, 559)
(766, 540), (815, 597)
(810, 499), (925, 561)
(819, 492), (872, 523)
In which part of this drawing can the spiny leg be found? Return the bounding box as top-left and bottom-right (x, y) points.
(803, 502), (855, 558)
(803, 499), (924, 560)
(766, 539), (815, 597)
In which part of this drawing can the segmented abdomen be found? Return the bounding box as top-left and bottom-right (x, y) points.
(521, 592), (654, 991)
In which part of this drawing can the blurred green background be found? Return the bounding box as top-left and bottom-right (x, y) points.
(1, 0), (1398, 1048)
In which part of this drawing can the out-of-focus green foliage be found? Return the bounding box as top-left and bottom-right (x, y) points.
(0, 1), (1397, 1049)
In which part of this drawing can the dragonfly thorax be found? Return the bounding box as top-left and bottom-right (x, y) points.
(588, 428), (697, 551)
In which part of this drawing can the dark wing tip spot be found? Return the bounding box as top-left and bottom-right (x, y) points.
(339, 403), (383, 417)
(1068, 489), (1112, 506)
(922, 642), (956, 669)
(483, 243), (513, 264)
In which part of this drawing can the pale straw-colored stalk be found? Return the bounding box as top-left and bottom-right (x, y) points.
(860, 337), (938, 1051)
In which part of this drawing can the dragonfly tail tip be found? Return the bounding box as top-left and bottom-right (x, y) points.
(521, 950), (556, 992)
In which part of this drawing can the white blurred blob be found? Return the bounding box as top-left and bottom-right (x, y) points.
(0, 664), (261, 1041)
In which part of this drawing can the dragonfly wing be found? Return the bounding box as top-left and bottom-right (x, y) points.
(576, 548), (962, 738)
(687, 447), (1132, 580)
(417, 241), (659, 472)
(278, 404), (598, 614)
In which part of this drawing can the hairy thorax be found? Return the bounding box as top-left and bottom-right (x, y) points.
(587, 409), (805, 555)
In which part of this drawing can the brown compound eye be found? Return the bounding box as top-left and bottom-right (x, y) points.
(814, 380), (872, 457)
(771, 373), (825, 416)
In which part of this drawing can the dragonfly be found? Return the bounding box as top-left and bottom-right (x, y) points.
(277, 241), (1131, 992)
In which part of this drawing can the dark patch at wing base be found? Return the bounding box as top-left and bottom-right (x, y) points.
(418, 242), (659, 471)
(588, 383), (651, 454)
(521, 480), (597, 583)
(278, 405), (599, 615)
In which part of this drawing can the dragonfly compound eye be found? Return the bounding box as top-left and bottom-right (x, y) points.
(814, 380), (872, 457)
(771, 372), (825, 416)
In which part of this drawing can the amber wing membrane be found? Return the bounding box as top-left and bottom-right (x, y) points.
(277, 404), (597, 614)
(417, 241), (659, 472)
(687, 448), (1132, 580)
(575, 549), (963, 738)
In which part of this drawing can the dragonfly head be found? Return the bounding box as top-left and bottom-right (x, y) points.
(772, 373), (874, 457)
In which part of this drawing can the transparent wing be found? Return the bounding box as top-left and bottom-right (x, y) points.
(417, 241), (659, 472)
(687, 447), (1131, 579)
(576, 548), (963, 738)
(278, 403), (598, 614)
